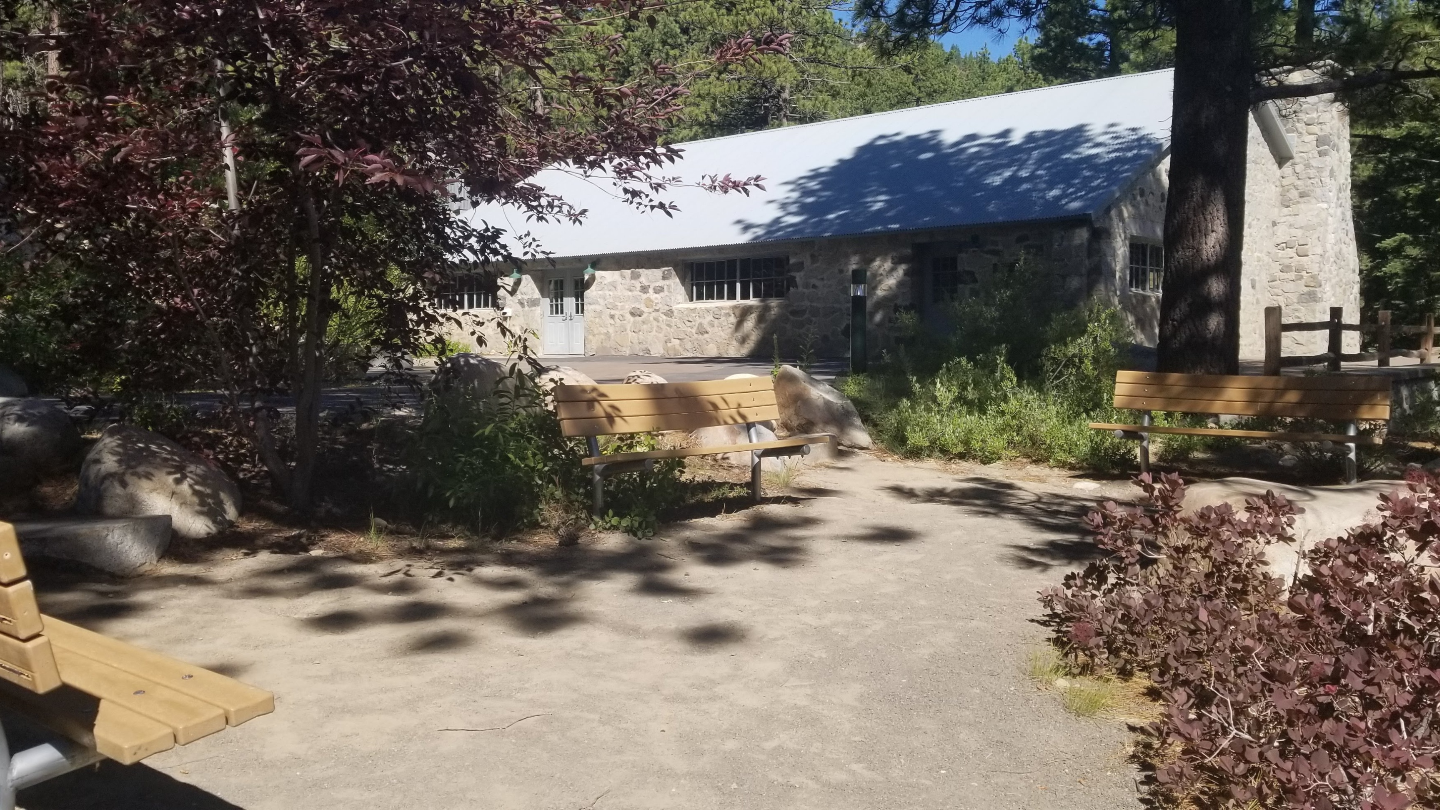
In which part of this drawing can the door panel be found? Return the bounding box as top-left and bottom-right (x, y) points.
(543, 272), (586, 355)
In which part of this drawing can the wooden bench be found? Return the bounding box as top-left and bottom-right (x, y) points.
(0, 521), (272, 807)
(554, 377), (833, 514)
(1089, 371), (1391, 484)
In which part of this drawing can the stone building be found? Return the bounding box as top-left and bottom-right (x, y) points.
(449, 69), (1358, 360)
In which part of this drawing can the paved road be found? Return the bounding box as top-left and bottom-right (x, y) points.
(20, 453), (1139, 810)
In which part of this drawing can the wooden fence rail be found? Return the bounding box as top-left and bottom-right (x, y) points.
(1263, 305), (1437, 375)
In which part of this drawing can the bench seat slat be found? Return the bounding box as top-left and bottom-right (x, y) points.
(582, 435), (832, 467)
(1113, 382), (1391, 406)
(1089, 423), (1384, 445)
(554, 378), (771, 402)
(556, 391), (776, 420)
(51, 644), (228, 745)
(0, 682), (176, 765)
(561, 405), (782, 437)
(1117, 370), (1392, 391)
(44, 616), (275, 727)
(1112, 395), (1390, 421)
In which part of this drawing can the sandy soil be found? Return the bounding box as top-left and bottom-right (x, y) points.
(17, 452), (1142, 810)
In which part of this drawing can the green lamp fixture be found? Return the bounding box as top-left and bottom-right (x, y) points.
(583, 261), (597, 277)
(508, 267), (523, 281)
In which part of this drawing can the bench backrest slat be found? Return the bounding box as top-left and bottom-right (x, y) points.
(555, 377), (779, 438)
(0, 522), (62, 693)
(1113, 371), (1391, 420)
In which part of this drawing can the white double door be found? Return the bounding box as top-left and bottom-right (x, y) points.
(543, 269), (586, 356)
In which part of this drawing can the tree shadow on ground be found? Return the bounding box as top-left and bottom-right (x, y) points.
(26, 503), (830, 649)
(883, 477), (1108, 573)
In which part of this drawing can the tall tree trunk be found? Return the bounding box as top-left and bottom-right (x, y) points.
(1156, 0), (1254, 375)
(292, 175), (328, 514)
(1297, 0), (1316, 47)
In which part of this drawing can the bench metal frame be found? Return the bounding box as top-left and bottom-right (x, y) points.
(0, 716), (102, 809)
(585, 425), (815, 515)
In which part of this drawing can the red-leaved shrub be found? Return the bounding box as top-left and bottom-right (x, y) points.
(1041, 472), (1440, 809)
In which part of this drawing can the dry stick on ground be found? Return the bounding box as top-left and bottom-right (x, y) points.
(439, 713), (551, 732)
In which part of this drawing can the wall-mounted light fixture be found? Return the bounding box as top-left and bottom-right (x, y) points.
(583, 261), (597, 277)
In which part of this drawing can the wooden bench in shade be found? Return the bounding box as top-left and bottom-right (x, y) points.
(1089, 371), (1392, 484)
(554, 377), (833, 513)
(0, 521), (272, 807)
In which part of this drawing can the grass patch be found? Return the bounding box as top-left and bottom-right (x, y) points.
(1060, 680), (1118, 718)
(1026, 645), (1160, 722)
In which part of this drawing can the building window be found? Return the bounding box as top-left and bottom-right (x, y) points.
(436, 274), (496, 311)
(930, 256), (979, 303)
(1129, 241), (1164, 293)
(688, 257), (788, 301)
(548, 278), (566, 316)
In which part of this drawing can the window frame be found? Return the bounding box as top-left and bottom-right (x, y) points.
(1128, 240), (1165, 294)
(687, 256), (789, 302)
(436, 273), (498, 312)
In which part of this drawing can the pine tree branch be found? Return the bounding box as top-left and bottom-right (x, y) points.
(1253, 67), (1440, 102)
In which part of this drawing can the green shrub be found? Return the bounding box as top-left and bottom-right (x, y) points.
(847, 305), (1137, 471)
(410, 375), (686, 537)
(415, 338), (469, 359)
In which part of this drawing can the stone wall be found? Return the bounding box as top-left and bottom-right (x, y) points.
(1239, 91), (1360, 358)
(1095, 157), (1168, 345)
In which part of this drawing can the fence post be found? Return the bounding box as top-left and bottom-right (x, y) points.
(1377, 310), (1391, 368)
(1327, 306), (1344, 372)
(1263, 306), (1282, 376)
(1425, 314), (1436, 364)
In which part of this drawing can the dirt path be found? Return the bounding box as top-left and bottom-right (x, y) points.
(19, 453), (1140, 810)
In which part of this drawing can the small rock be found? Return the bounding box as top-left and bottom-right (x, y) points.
(1053, 678), (1070, 689)
(773, 365), (874, 449)
(77, 425), (241, 539)
(1278, 455), (1300, 468)
(623, 370), (667, 385)
(725, 373), (761, 380)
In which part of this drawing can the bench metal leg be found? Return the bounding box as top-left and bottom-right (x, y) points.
(1138, 411), (1152, 475)
(587, 438), (605, 516)
(0, 716), (103, 810)
(747, 423), (763, 502)
(1345, 421), (1358, 484)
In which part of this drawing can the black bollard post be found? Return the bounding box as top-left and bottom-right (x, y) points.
(850, 266), (867, 374)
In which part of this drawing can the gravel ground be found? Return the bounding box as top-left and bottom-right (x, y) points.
(18, 452), (1141, 810)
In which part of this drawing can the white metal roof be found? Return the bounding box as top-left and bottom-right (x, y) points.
(463, 69), (1175, 260)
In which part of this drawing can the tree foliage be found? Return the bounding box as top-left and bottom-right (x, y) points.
(0, 0), (781, 510)
(568, 0), (1044, 143)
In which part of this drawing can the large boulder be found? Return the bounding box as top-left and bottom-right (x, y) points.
(690, 422), (797, 473)
(623, 370), (668, 385)
(536, 366), (596, 392)
(430, 353), (512, 397)
(11, 515), (172, 576)
(1183, 478), (1398, 586)
(77, 425), (241, 539)
(0, 399), (82, 491)
(0, 366), (27, 397)
(773, 365), (873, 449)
